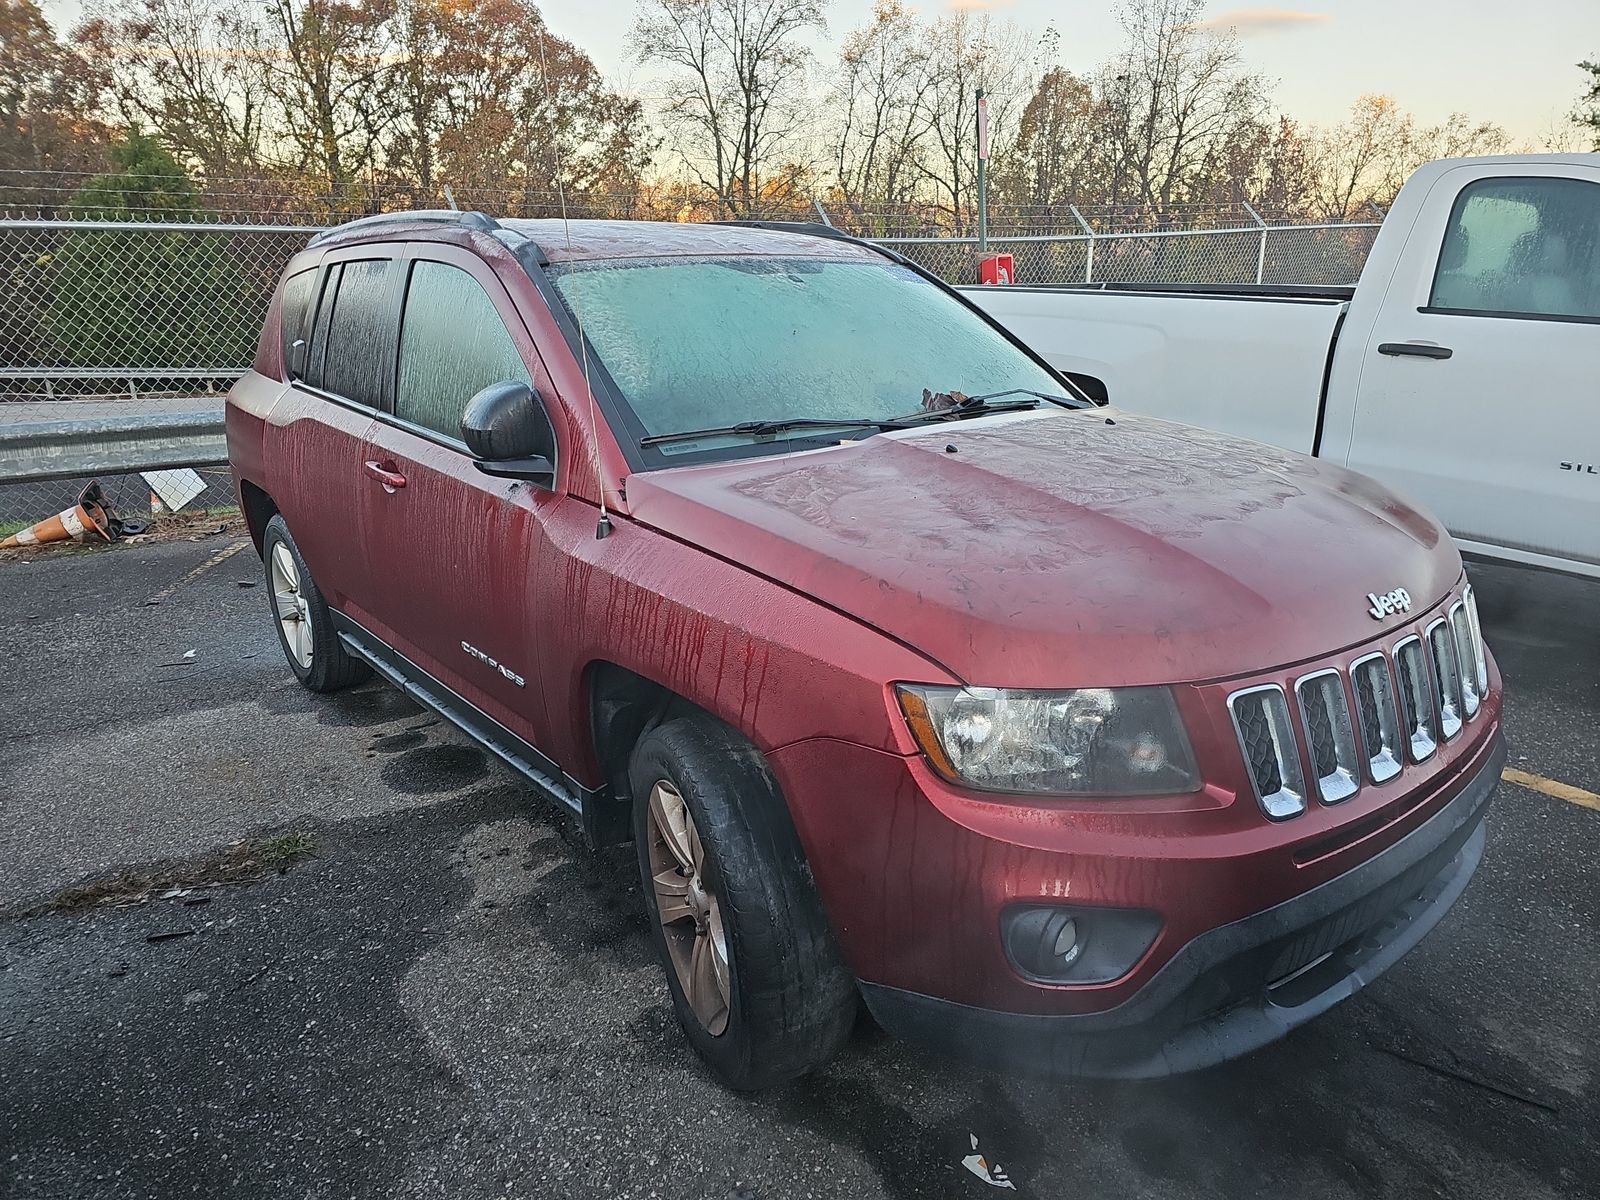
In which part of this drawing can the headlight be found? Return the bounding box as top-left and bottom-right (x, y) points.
(896, 684), (1200, 795)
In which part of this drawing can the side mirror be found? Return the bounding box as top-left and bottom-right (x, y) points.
(462, 380), (556, 487)
(287, 338), (307, 380)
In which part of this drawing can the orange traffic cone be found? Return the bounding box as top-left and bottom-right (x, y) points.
(1, 497), (112, 548)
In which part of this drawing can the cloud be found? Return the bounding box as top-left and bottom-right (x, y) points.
(946, 0), (1013, 10)
(1188, 8), (1330, 35)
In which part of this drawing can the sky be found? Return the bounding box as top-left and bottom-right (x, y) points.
(39, 0), (1600, 144)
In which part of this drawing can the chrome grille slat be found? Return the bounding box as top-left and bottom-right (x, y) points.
(1227, 590), (1487, 820)
(1295, 669), (1359, 804)
(1227, 685), (1306, 820)
(1427, 617), (1465, 741)
(1350, 653), (1403, 784)
(1449, 601), (1481, 718)
(1463, 586), (1489, 693)
(1394, 635), (1438, 763)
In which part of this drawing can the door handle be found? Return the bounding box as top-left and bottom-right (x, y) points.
(1378, 342), (1452, 360)
(363, 460), (407, 490)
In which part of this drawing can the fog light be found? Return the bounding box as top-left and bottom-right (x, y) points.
(1053, 916), (1083, 966)
(1002, 905), (1163, 985)
(1004, 908), (1084, 978)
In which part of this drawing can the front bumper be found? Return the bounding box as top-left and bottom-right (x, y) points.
(859, 734), (1504, 1078)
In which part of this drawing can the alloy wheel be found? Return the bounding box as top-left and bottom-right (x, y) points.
(646, 779), (731, 1035)
(270, 542), (314, 670)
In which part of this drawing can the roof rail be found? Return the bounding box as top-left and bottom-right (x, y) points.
(709, 219), (912, 267)
(308, 209), (499, 247)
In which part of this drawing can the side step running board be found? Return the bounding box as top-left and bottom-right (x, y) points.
(330, 616), (587, 821)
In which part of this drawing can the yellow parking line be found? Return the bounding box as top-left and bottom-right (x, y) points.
(144, 538), (250, 606)
(1503, 768), (1600, 812)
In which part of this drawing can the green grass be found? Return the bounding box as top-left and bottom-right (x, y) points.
(257, 830), (318, 865)
(26, 829), (319, 915)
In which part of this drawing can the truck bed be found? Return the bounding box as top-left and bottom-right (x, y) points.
(1032, 281), (1357, 303)
(959, 284), (1350, 455)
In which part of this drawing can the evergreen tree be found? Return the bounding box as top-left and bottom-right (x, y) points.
(48, 133), (255, 370)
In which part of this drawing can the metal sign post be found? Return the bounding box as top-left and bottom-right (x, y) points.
(976, 88), (990, 253)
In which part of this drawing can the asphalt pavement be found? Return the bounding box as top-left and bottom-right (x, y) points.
(0, 535), (1596, 1200)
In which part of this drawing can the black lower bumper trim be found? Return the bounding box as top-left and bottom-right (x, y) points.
(861, 733), (1505, 1079)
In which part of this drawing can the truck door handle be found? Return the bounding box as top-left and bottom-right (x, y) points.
(1378, 342), (1452, 360)
(363, 460), (407, 490)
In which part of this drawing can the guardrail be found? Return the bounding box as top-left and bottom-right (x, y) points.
(0, 405), (226, 484)
(0, 368), (243, 401)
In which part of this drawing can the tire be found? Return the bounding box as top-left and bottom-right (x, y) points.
(262, 514), (370, 693)
(630, 716), (856, 1090)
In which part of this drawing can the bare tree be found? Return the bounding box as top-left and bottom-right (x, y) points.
(1246, 116), (1316, 219)
(1389, 111), (1508, 195)
(1576, 59), (1600, 150)
(829, 0), (934, 231)
(1309, 95), (1508, 219)
(1093, 0), (1270, 219)
(387, 0), (449, 196)
(1306, 93), (1405, 219)
(633, 0), (825, 216)
(75, 0), (271, 178)
(915, 11), (1031, 233)
(260, 0), (398, 205)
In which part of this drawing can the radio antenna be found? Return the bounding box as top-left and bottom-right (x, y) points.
(537, 26), (611, 539)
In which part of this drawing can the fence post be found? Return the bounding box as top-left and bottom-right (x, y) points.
(1068, 205), (1095, 283)
(1243, 200), (1267, 285)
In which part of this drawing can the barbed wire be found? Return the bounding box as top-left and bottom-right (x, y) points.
(0, 168), (1380, 234)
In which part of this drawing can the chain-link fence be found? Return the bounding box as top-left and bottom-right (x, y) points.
(0, 468), (236, 536)
(885, 221), (1380, 287)
(1, 208), (1384, 538)
(0, 217), (308, 531)
(1, 219), (318, 397)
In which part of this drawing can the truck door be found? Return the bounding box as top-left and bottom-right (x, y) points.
(1337, 161), (1600, 573)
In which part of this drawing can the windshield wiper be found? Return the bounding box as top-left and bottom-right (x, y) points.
(887, 385), (1097, 427)
(960, 387), (1096, 410)
(639, 416), (913, 449)
(887, 395), (1042, 425)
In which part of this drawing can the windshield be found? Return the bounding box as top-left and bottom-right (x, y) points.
(547, 255), (1069, 455)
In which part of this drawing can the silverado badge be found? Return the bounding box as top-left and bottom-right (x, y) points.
(1367, 588), (1413, 620)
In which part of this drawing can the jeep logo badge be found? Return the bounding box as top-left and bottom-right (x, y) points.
(1367, 588), (1412, 621)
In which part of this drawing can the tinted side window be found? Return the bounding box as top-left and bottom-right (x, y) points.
(279, 269), (315, 379)
(396, 261), (530, 439)
(321, 259), (395, 408)
(305, 265), (340, 390)
(1430, 177), (1600, 320)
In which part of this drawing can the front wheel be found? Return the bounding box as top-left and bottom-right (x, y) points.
(630, 717), (856, 1090)
(262, 514), (369, 693)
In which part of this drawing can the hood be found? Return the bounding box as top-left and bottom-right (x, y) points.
(624, 410), (1460, 687)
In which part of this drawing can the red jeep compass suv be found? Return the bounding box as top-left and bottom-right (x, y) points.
(227, 212), (1505, 1089)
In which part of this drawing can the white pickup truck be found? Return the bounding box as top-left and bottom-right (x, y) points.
(964, 154), (1600, 581)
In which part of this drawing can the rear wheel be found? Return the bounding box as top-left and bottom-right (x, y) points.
(262, 515), (369, 693)
(630, 717), (856, 1090)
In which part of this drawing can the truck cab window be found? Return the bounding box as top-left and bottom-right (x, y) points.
(1429, 177), (1600, 320)
(395, 261), (531, 441)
